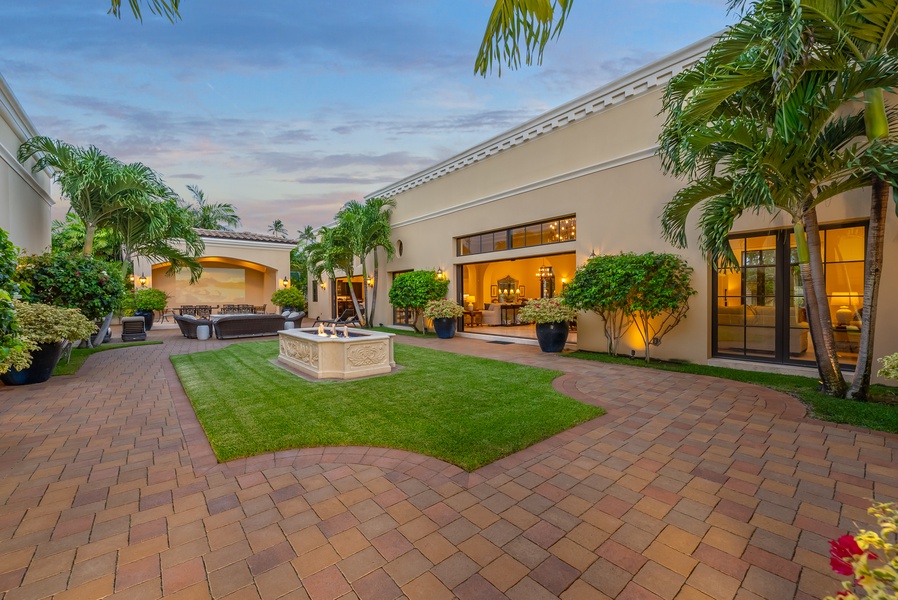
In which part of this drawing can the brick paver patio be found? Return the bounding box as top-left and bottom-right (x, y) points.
(1, 328), (896, 600)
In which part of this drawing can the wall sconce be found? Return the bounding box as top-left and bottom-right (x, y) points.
(367, 276), (374, 288)
(436, 268), (445, 280)
(138, 273), (147, 287)
(320, 281), (327, 289)
(129, 274), (135, 284)
(588, 249), (596, 259)
(282, 277), (290, 288)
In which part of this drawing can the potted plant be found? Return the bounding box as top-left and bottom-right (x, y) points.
(271, 287), (306, 313)
(1, 301), (96, 385)
(519, 297), (577, 352)
(134, 288), (168, 331)
(424, 298), (464, 339)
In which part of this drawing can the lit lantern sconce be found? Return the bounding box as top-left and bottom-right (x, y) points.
(436, 268), (445, 280)
(320, 280), (327, 289)
(138, 273), (147, 287)
(282, 277), (290, 288)
(367, 276), (375, 288)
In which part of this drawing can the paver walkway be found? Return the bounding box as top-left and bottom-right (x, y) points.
(1, 328), (896, 600)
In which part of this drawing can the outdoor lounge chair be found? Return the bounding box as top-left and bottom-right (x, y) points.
(174, 314), (213, 339)
(120, 316), (147, 342)
(313, 309), (360, 327)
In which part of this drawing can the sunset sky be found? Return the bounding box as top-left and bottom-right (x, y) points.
(0, 1), (734, 234)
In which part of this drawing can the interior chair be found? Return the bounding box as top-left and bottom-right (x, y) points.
(121, 316), (147, 342)
(481, 303), (502, 326)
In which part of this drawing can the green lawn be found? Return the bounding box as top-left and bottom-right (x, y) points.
(171, 342), (603, 470)
(567, 351), (898, 434)
(54, 341), (163, 376)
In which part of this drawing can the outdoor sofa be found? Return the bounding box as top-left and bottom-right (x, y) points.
(174, 314), (214, 339)
(213, 313), (295, 339)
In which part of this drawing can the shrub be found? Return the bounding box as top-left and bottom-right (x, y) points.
(271, 287), (306, 310)
(13, 300), (97, 344)
(518, 297), (577, 324)
(564, 252), (635, 356)
(14, 253), (125, 321)
(878, 354), (898, 381)
(388, 270), (449, 333)
(424, 298), (464, 320)
(134, 288), (169, 312)
(0, 228), (31, 375)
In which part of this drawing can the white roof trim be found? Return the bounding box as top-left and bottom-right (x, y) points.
(0, 71), (41, 141)
(198, 236), (297, 252)
(366, 34), (717, 200)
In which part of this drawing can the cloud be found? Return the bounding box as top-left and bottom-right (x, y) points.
(295, 175), (397, 185)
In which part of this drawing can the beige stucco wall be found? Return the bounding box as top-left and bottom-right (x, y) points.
(0, 73), (52, 254)
(135, 236), (293, 312)
(309, 56), (898, 386)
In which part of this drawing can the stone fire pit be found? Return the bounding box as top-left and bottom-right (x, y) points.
(277, 327), (395, 380)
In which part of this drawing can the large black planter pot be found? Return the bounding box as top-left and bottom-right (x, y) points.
(432, 317), (457, 339)
(535, 322), (569, 352)
(134, 310), (154, 331)
(1, 341), (65, 386)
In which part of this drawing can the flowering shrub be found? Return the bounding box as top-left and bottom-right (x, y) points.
(825, 502), (898, 600)
(878, 354), (898, 381)
(424, 298), (464, 319)
(518, 297), (576, 324)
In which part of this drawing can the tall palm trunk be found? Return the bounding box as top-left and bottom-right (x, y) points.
(83, 222), (96, 256)
(848, 176), (889, 399)
(368, 251), (380, 327)
(848, 88), (891, 399)
(801, 212), (847, 396)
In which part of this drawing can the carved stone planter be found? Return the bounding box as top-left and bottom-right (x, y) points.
(278, 328), (395, 380)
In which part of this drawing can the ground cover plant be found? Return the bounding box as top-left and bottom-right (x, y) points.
(172, 342), (603, 470)
(567, 351), (898, 434)
(54, 341), (162, 376)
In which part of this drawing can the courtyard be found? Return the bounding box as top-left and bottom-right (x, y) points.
(1, 329), (895, 599)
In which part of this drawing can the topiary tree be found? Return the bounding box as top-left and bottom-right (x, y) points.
(563, 253), (634, 356)
(566, 252), (695, 362)
(388, 270), (450, 333)
(14, 253), (125, 347)
(626, 252), (696, 363)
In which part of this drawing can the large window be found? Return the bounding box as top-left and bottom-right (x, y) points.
(457, 216), (575, 256)
(714, 222), (866, 366)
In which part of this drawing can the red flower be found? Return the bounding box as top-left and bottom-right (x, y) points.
(829, 535), (877, 576)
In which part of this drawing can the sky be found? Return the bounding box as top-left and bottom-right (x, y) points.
(0, 1), (736, 235)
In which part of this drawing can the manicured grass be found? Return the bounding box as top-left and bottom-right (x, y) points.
(567, 351), (898, 434)
(54, 341), (163, 376)
(172, 342), (603, 470)
(373, 326), (437, 338)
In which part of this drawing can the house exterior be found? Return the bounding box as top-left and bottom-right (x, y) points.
(134, 229), (296, 312)
(0, 71), (52, 254)
(305, 34), (898, 384)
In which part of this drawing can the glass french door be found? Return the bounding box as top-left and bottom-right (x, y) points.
(713, 223), (866, 367)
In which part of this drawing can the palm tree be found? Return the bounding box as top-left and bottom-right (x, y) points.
(659, 33), (898, 396)
(475, 0), (574, 75)
(185, 185), (241, 231)
(18, 137), (175, 256)
(717, 0), (898, 398)
(109, 197), (205, 283)
(268, 219), (288, 238)
(108, 0), (180, 21)
(306, 226), (355, 317)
